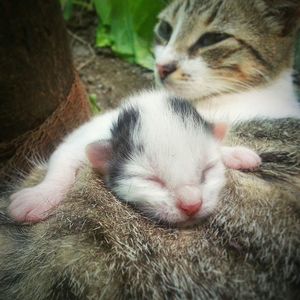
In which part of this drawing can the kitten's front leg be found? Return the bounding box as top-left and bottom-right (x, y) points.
(8, 110), (119, 223)
(9, 181), (69, 223)
(8, 147), (83, 223)
(212, 124), (261, 170)
(221, 146), (262, 170)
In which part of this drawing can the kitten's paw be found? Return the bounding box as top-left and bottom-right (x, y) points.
(8, 184), (64, 223)
(221, 146), (262, 170)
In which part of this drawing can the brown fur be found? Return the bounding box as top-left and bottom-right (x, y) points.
(155, 0), (300, 92)
(0, 118), (299, 300)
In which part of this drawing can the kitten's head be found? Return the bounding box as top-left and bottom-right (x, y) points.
(154, 0), (300, 100)
(86, 91), (226, 227)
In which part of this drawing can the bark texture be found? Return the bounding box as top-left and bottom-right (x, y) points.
(0, 0), (91, 184)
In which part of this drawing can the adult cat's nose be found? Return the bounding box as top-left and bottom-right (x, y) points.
(156, 63), (177, 80)
(177, 201), (202, 216)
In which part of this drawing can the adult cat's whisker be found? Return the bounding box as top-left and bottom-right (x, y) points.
(209, 77), (255, 90)
(251, 67), (270, 82)
(206, 75), (254, 86)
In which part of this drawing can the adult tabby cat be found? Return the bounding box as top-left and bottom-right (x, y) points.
(154, 0), (300, 122)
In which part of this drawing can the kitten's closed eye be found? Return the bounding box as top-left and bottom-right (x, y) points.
(156, 20), (173, 42)
(189, 32), (231, 54)
(146, 176), (166, 188)
(200, 161), (218, 183)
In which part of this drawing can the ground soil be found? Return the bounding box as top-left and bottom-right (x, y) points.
(66, 10), (154, 112)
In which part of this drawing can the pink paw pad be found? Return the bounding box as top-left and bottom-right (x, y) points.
(222, 146), (262, 170)
(8, 184), (64, 223)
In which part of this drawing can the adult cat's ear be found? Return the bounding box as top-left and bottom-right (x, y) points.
(86, 140), (112, 175)
(264, 0), (300, 35)
(212, 123), (228, 141)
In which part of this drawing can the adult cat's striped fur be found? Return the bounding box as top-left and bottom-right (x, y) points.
(0, 118), (299, 299)
(154, 0), (300, 122)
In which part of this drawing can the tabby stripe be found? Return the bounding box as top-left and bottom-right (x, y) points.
(236, 38), (272, 70)
(184, 0), (191, 12)
(205, 0), (224, 25)
(203, 47), (242, 64)
(172, 3), (181, 18)
(217, 47), (242, 61)
(184, 0), (195, 14)
(195, 2), (216, 17)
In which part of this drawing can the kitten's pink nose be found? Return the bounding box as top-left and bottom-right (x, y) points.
(156, 63), (177, 80)
(177, 201), (202, 216)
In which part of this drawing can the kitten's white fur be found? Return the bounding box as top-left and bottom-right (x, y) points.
(8, 90), (260, 225)
(110, 91), (225, 225)
(8, 109), (120, 222)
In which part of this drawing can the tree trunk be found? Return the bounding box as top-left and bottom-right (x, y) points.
(0, 0), (91, 185)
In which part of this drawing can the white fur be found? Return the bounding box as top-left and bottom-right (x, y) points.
(196, 71), (300, 123)
(9, 90), (261, 226)
(155, 10), (185, 67)
(9, 90), (227, 225)
(155, 42), (300, 123)
(8, 109), (120, 222)
(221, 146), (262, 170)
(155, 45), (181, 67)
(113, 91), (226, 225)
(155, 44), (224, 97)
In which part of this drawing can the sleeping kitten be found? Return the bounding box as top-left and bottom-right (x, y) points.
(8, 90), (260, 224)
(154, 0), (300, 122)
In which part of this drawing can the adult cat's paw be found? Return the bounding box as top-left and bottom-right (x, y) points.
(8, 183), (64, 223)
(221, 146), (262, 170)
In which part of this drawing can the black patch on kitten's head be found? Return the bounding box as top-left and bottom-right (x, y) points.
(108, 106), (143, 189)
(168, 96), (212, 131)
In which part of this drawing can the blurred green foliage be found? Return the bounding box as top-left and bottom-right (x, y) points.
(89, 93), (101, 113)
(60, 0), (94, 20)
(61, 0), (166, 69)
(94, 0), (166, 69)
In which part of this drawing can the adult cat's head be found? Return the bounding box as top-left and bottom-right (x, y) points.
(154, 0), (300, 100)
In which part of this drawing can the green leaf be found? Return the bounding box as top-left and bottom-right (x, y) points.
(60, 0), (73, 21)
(96, 25), (113, 47)
(61, 0), (94, 20)
(89, 93), (101, 114)
(94, 0), (112, 25)
(95, 0), (166, 69)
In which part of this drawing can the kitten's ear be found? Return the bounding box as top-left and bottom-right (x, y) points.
(264, 0), (300, 35)
(212, 123), (228, 141)
(86, 140), (112, 175)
